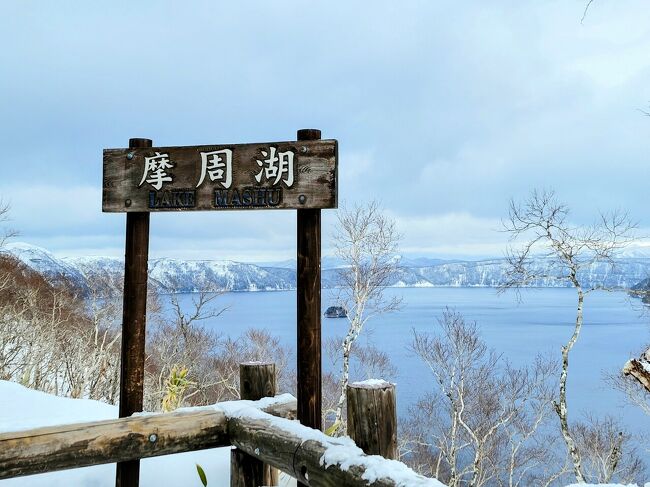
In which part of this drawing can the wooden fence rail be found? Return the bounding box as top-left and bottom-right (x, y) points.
(228, 411), (438, 487)
(0, 395), (296, 479)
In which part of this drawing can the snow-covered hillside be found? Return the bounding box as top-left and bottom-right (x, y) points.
(2, 243), (296, 294)
(3, 242), (88, 287)
(4, 242), (650, 294)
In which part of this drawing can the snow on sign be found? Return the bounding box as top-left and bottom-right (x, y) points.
(102, 139), (338, 212)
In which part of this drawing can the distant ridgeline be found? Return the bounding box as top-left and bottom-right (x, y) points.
(4, 243), (650, 295)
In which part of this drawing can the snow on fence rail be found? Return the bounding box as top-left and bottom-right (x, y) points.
(0, 362), (444, 487)
(0, 394), (293, 479)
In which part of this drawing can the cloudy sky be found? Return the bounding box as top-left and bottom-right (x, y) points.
(1, 1), (649, 262)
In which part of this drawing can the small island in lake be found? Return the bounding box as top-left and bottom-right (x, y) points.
(324, 306), (347, 318)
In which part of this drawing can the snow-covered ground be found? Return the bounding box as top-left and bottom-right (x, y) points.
(0, 381), (283, 487)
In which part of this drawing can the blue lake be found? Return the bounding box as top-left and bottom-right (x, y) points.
(168, 287), (650, 432)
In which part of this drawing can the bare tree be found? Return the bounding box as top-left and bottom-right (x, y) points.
(499, 355), (562, 487)
(60, 275), (122, 401)
(404, 309), (559, 487)
(571, 415), (645, 484)
(145, 288), (228, 410)
(0, 201), (17, 293)
(500, 189), (636, 483)
(325, 336), (397, 384)
(146, 285), (293, 411)
(0, 200), (17, 249)
(330, 201), (401, 432)
(0, 251), (125, 403)
(213, 328), (293, 402)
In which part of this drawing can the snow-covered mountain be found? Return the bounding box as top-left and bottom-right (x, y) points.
(4, 242), (88, 285)
(397, 258), (650, 289)
(2, 243), (295, 293)
(4, 242), (650, 294)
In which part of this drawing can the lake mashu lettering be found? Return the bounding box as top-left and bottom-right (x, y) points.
(215, 188), (282, 208)
(139, 146), (294, 209)
(149, 190), (196, 209)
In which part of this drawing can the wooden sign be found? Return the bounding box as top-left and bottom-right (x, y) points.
(109, 130), (329, 487)
(103, 139), (338, 212)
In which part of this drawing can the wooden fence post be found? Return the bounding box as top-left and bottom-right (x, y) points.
(116, 137), (152, 487)
(231, 362), (278, 487)
(346, 380), (397, 459)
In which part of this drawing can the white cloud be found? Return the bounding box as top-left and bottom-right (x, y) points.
(340, 150), (374, 183)
(2, 1), (650, 260)
(390, 211), (508, 259)
(0, 184), (107, 233)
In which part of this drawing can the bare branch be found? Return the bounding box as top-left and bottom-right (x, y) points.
(404, 310), (561, 487)
(0, 200), (18, 248)
(581, 0), (595, 24)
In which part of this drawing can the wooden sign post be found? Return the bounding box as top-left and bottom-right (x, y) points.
(296, 129), (322, 435)
(103, 130), (337, 487)
(115, 138), (152, 487)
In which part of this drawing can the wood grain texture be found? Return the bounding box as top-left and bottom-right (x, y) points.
(347, 382), (398, 459)
(229, 416), (430, 487)
(297, 129), (322, 437)
(103, 139), (338, 212)
(0, 409), (228, 480)
(231, 449), (265, 487)
(118, 209), (150, 420)
(234, 362), (278, 486)
(297, 209), (322, 431)
(117, 137), (152, 487)
(296, 129), (323, 487)
(0, 396), (296, 480)
(240, 362), (276, 401)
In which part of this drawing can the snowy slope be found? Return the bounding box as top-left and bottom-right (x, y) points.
(323, 258), (650, 289)
(1, 243), (296, 294)
(2, 242), (87, 286)
(147, 259), (295, 292)
(0, 380), (296, 487)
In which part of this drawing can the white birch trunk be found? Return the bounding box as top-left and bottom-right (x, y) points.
(555, 285), (585, 483)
